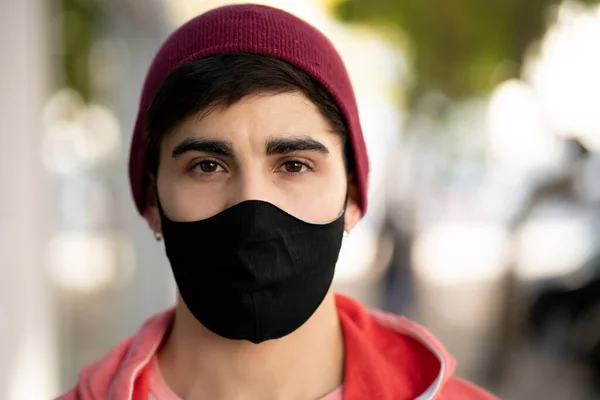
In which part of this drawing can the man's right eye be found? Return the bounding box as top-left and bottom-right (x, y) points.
(191, 160), (225, 174)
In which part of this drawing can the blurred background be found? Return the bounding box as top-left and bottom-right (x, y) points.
(2, 0), (600, 398)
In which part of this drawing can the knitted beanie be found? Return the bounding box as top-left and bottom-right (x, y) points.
(128, 3), (369, 215)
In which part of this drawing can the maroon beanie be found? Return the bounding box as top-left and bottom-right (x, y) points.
(129, 3), (369, 215)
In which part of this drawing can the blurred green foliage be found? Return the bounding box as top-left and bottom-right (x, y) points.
(332, 0), (599, 103)
(57, 0), (99, 102)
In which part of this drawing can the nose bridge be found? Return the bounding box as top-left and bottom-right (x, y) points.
(228, 167), (269, 207)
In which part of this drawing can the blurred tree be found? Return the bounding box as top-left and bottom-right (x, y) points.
(331, 0), (599, 103)
(57, 0), (99, 102)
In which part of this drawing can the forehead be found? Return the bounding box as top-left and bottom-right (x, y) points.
(162, 92), (341, 148)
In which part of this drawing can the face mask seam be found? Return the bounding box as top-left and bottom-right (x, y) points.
(252, 292), (259, 342)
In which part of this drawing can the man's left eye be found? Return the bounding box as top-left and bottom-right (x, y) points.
(280, 161), (308, 174)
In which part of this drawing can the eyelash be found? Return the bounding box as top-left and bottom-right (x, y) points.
(188, 158), (314, 176)
(189, 158), (227, 175)
(277, 158), (314, 175)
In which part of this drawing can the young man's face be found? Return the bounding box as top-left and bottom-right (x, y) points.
(146, 92), (361, 230)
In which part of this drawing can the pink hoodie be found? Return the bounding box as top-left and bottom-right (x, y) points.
(59, 294), (498, 400)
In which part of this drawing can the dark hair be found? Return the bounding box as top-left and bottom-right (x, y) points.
(145, 53), (352, 175)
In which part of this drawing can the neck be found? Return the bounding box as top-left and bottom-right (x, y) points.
(157, 290), (344, 400)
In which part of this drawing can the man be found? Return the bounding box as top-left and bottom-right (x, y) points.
(61, 4), (497, 399)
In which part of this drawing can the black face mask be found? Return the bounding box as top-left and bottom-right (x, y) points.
(159, 200), (345, 344)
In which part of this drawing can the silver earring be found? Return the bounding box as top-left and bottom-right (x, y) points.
(154, 231), (163, 241)
(343, 230), (350, 237)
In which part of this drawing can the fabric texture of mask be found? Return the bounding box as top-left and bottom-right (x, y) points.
(159, 200), (345, 343)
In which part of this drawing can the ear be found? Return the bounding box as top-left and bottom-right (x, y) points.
(143, 173), (162, 234)
(344, 180), (362, 233)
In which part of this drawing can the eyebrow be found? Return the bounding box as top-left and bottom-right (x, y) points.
(171, 138), (234, 158)
(265, 136), (329, 155)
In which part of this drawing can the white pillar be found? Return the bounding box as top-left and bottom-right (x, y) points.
(0, 0), (57, 398)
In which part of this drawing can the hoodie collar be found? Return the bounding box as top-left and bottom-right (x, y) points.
(106, 310), (172, 400)
(336, 295), (454, 400)
(106, 294), (454, 400)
